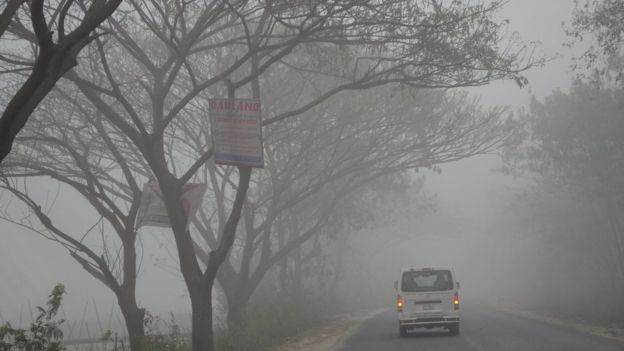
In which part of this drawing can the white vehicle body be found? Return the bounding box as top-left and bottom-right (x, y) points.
(395, 266), (460, 336)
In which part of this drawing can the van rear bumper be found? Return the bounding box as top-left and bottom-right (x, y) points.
(399, 317), (459, 328)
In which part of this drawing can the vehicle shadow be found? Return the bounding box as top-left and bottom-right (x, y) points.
(403, 329), (454, 338)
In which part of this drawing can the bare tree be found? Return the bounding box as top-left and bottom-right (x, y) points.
(0, 86), (147, 351)
(2, 1), (537, 350)
(187, 84), (512, 334)
(0, 0), (122, 163)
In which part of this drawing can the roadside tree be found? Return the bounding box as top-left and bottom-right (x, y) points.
(2, 1), (537, 350)
(0, 0), (122, 163)
(0, 90), (148, 351)
(503, 79), (624, 317)
(190, 84), (513, 334)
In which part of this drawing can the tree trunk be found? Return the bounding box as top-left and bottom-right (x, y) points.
(118, 233), (145, 351)
(169, 165), (251, 351)
(291, 246), (303, 300)
(145, 79), (251, 351)
(330, 233), (348, 293)
(226, 291), (251, 351)
(279, 259), (289, 294)
(190, 283), (214, 351)
(118, 297), (145, 351)
(277, 222), (289, 294)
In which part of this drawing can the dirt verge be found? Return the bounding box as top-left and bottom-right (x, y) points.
(265, 310), (383, 351)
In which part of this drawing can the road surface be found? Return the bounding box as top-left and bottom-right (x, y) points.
(338, 303), (624, 351)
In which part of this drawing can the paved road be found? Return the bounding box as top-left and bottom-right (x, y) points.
(338, 303), (624, 351)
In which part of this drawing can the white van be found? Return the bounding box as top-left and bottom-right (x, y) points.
(394, 267), (460, 337)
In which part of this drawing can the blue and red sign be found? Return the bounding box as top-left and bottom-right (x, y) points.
(209, 98), (264, 168)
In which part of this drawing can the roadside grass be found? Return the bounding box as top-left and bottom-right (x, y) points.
(216, 290), (350, 351)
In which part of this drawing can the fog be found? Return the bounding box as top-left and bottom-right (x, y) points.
(0, 0), (572, 320)
(1, 0), (622, 349)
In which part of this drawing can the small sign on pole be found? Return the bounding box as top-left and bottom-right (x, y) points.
(209, 98), (264, 168)
(136, 181), (207, 230)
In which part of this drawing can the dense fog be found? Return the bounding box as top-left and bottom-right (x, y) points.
(1, 1), (623, 351)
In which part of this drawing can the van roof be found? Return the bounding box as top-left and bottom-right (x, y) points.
(400, 266), (454, 272)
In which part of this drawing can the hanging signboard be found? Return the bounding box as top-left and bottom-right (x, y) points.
(136, 181), (207, 230)
(209, 98), (264, 168)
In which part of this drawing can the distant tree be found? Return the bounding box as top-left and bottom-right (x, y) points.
(494, 179), (624, 320)
(192, 85), (513, 335)
(504, 79), (624, 284)
(0, 0), (122, 164)
(270, 173), (430, 300)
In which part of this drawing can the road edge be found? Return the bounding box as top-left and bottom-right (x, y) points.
(329, 309), (388, 351)
(265, 308), (388, 351)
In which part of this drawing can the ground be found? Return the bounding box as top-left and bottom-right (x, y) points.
(265, 310), (378, 351)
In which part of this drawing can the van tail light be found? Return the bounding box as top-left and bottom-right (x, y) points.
(396, 294), (404, 312)
(453, 292), (459, 310)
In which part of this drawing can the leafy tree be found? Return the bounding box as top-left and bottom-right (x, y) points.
(567, 0), (624, 78)
(504, 79), (624, 292)
(494, 180), (624, 320)
(0, 284), (66, 351)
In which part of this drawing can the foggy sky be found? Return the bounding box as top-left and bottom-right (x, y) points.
(0, 0), (582, 325)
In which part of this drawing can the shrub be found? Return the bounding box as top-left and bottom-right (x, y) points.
(0, 284), (66, 351)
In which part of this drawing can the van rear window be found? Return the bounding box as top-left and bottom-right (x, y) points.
(401, 270), (454, 292)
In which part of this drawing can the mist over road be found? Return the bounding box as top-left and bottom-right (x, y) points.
(339, 303), (624, 351)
